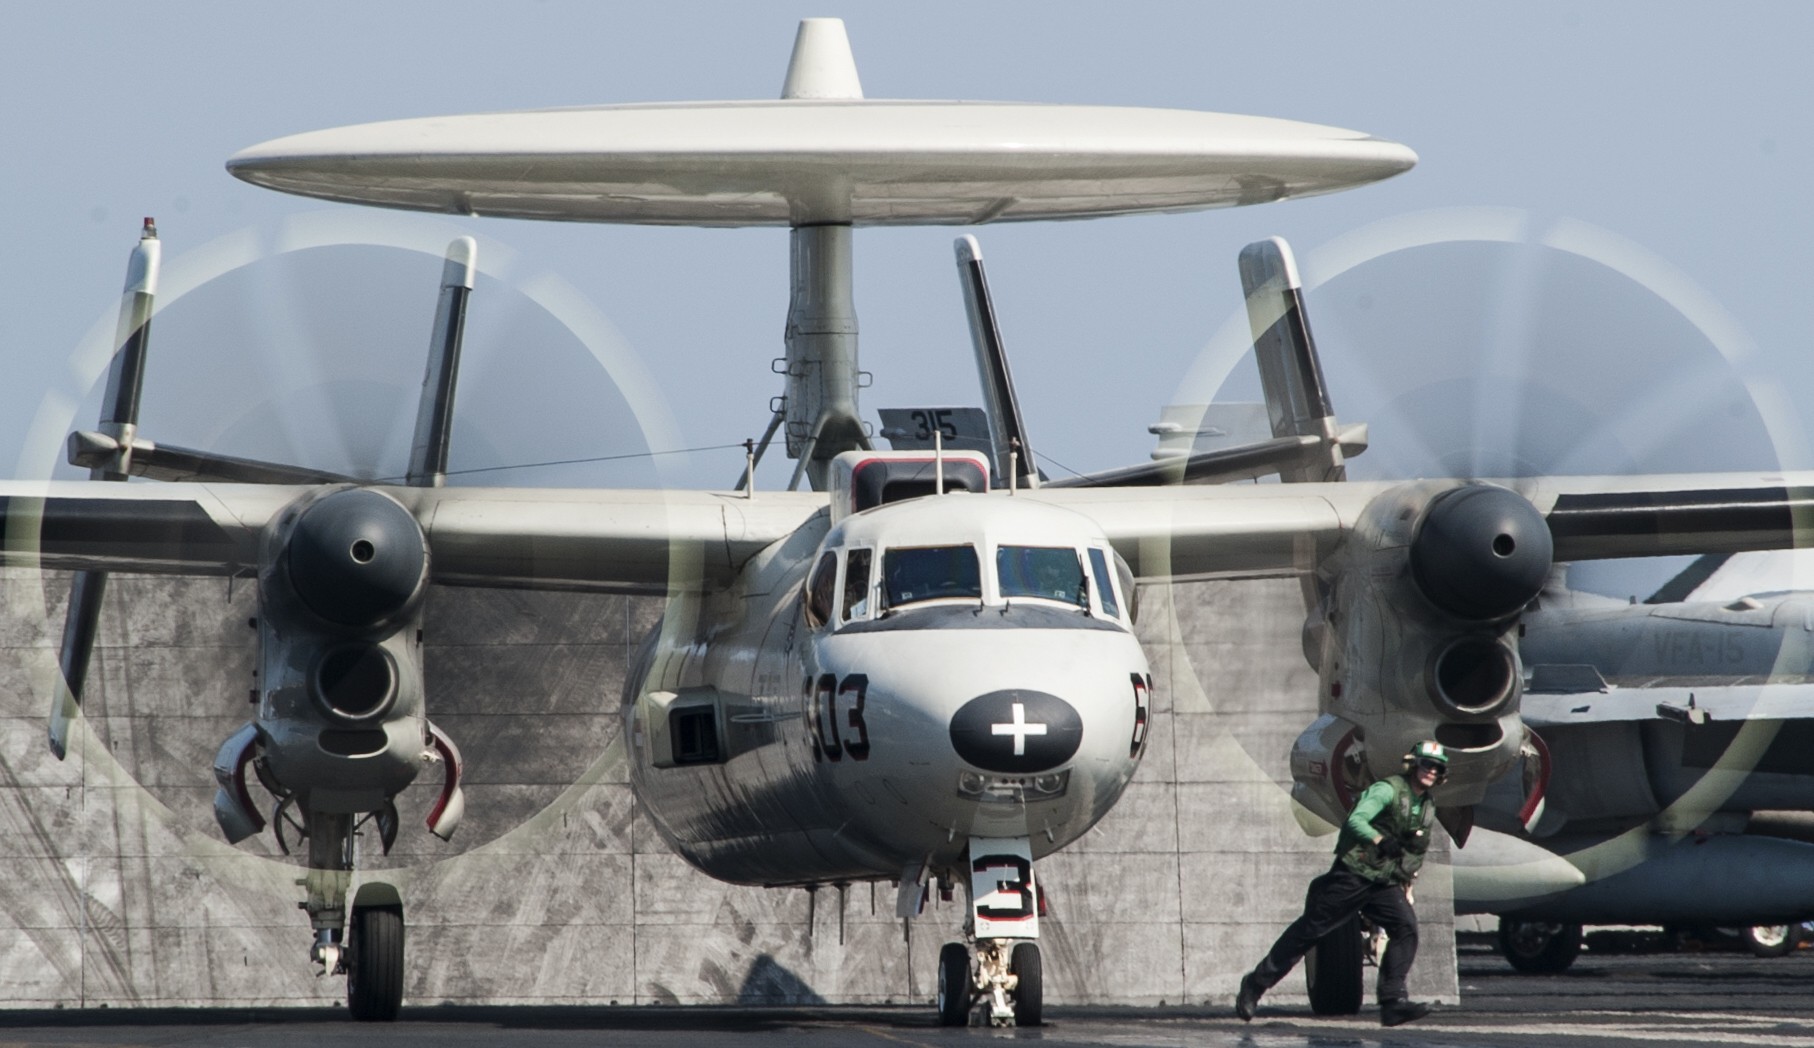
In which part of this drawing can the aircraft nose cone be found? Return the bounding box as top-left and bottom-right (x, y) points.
(949, 690), (1083, 773)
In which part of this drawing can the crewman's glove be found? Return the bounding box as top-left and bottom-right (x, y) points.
(1376, 837), (1404, 859)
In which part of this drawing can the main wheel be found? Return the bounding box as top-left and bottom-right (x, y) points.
(1010, 941), (1043, 1027)
(1745, 924), (1800, 958)
(1497, 918), (1582, 974)
(346, 904), (405, 1021)
(936, 942), (970, 1026)
(1305, 917), (1364, 1015)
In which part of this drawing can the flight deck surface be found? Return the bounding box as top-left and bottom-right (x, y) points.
(2, 946), (1808, 1047)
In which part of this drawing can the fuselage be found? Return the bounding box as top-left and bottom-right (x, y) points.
(1522, 590), (1814, 684)
(624, 492), (1151, 886)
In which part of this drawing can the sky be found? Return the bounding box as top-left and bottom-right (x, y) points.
(6, 2), (1814, 559)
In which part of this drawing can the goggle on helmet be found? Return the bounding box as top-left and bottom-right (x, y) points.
(1403, 740), (1449, 782)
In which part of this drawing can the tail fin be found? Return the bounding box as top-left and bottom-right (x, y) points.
(954, 235), (1040, 488)
(1238, 236), (1365, 483)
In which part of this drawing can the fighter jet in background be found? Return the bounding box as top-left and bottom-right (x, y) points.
(1442, 557), (1814, 974)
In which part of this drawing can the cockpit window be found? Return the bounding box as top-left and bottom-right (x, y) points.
(805, 551), (837, 628)
(1088, 547), (1121, 618)
(842, 548), (873, 621)
(884, 545), (981, 608)
(998, 546), (1086, 608)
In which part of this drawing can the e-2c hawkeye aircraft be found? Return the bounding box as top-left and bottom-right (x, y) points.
(1247, 244), (1814, 1010)
(13, 17), (1814, 1024)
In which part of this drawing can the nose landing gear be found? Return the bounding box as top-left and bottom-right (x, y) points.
(934, 836), (1045, 1026)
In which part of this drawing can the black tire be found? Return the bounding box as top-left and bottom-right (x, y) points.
(1010, 941), (1043, 1027)
(936, 942), (970, 1026)
(1305, 917), (1364, 1015)
(1497, 918), (1582, 974)
(1745, 924), (1800, 958)
(346, 904), (405, 1022)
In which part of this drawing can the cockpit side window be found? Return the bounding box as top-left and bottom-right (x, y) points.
(805, 551), (837, 628)
(998, 546), (1087, 608)
(841, 548), (873, 621)
(883, 545), (981, 608)
(1088, 547), (1121, 618)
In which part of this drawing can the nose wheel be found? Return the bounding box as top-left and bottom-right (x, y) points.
(934, 939), (1042, 1027)
(1009, 941), (1043, 1025)
(936, 942), (970, 1025)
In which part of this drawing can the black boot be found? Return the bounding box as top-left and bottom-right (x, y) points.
(1235, 972), (1264, 1022)
(1379, 999), (1432, 1027)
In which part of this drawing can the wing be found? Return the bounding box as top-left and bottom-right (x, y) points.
(1525, 682), (1814, 728)
(1028, 472), (1814, 581)
(0, 481), (825, 593)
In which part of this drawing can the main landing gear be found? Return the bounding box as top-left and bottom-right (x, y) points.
(1305, 916), (1365, 1014)
(1497, 917), (1583, 974)
(297, 811), (407, 1021)
(346, 891), (406, 1021)
(936, 836), (1044, 1027)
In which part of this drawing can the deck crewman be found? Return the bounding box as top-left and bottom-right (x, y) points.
(1237, 740), (1449, 1028)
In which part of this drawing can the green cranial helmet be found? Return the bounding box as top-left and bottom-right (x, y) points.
(1405, 739), (1448, 774)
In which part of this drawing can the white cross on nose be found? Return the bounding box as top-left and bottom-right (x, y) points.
(991, 702), (1048, 756)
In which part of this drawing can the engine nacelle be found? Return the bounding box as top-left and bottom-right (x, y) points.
(249, 487), (435, 816)
(1310, 481), (1552, 805)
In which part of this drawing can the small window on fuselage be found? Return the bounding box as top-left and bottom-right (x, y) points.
(1088, 547), (1121, 618)
(998, 546), (1086, 607)
(805, 551), (837, 628)
(884, 545), (981, 608)
(842, 548), (873, 621)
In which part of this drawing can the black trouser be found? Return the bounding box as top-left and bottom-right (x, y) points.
(1250, 863), (1419, 1004)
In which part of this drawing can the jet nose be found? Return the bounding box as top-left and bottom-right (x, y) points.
(949, 689), (1083, 773)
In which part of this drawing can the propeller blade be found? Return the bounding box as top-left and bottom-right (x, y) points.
(954, 236), (1039, 489)
(1239, 236), (1353, 483)
(407, 236), (476, 487)
(52, 218), (161, 759)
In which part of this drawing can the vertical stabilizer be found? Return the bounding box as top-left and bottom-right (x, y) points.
(1240, 236), (1365, 626)
(781, 18), (863, 100)
(1239, 236), (1359, 484)
(954, 236), (1039, 488)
